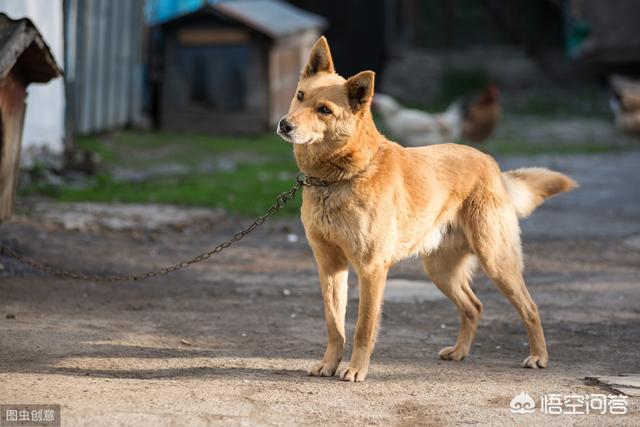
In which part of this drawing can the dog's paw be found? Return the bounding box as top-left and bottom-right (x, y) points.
(522, 354), (548, 369)
(340, 366), (368, 382)
(438, 345), (468, 361)
(308, 361), (339, 377)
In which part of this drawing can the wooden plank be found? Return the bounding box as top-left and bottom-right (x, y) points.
(177, 28), (250, 45)
(0, 72), (27, 222)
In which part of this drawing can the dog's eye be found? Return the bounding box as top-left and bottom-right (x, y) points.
(317, 105), (332, 115)
(297, 91), (304, 101)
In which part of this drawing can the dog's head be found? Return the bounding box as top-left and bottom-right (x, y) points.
(277, 37), (375, 149)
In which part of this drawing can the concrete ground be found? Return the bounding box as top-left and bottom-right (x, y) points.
(1, 151), (639, 426)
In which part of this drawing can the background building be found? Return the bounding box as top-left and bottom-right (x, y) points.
(149, 1), (324, 134)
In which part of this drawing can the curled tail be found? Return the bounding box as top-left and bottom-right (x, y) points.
(502, 167), (578, 218)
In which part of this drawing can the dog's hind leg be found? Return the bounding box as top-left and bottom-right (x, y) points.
(423, 239), (482, 361)
(466, 205), (548, 368)
(307, 237), (349, 377)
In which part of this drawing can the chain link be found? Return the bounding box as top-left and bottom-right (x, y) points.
(0, 173), (327, 282)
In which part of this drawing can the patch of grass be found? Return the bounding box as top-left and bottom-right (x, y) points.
(24, 132), (302, 216)
(48, 167), (301, 216)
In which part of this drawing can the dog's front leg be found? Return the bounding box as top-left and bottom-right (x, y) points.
(341, 265), (388, 382)
(308, 239), (349, 377)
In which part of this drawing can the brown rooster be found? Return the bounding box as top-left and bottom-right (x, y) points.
(461, 85), (502, 142)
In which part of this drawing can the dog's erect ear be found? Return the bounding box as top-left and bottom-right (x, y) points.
(302, 36), (335, 78)
(345, 71), (375, 111)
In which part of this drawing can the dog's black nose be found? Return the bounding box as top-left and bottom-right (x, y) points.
(279, 118), (294, 134)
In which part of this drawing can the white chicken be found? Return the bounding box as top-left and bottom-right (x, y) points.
(373, 93), (463, 146)
(373, 86), (501, 146)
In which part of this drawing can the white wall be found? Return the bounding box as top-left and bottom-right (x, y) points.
(0, 0), (65, 154)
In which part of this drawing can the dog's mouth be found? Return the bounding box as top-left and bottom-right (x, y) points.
(276, 128), (294, 143)
(276, 128), (316, 145)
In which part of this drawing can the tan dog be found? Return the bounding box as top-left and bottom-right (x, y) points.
(277, 37), (577, 382)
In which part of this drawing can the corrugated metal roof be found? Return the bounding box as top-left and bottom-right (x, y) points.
(213, 0), (325, 38)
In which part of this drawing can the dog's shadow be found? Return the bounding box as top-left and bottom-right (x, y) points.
(6, 342), (484, 383)
(4, 342), (321, 381)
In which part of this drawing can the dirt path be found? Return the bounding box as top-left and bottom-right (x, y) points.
(1, 152), (639, 426)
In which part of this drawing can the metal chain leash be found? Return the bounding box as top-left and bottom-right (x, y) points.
(0, 173), (327, 283)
